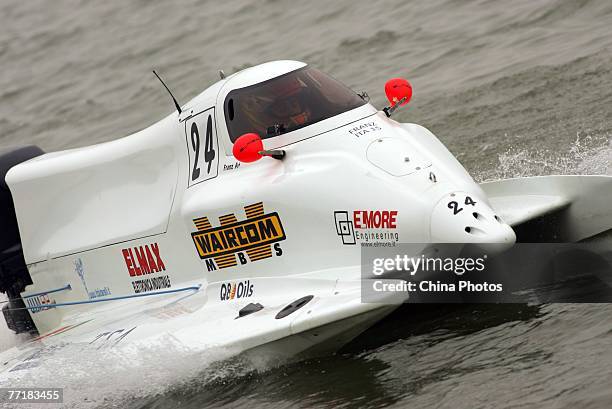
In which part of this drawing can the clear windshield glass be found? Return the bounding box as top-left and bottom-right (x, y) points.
(224, 66), (366, 142)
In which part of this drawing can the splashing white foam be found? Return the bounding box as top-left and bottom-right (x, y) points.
(476, 130), (611, 181)
(2, 335), (244, 409)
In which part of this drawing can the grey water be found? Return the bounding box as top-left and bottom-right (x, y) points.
(1, 0), (612, 408)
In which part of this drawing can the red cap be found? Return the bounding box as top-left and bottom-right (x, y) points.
(385, 78), (413, 106)
(233, 133), (264, 163)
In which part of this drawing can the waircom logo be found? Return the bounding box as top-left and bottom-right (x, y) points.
(191, 202), (286, 270)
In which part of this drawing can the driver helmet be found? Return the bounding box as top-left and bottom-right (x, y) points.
(267, 77), (311, 126)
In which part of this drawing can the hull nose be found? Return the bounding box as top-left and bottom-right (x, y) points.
(430, 192), (516, 247)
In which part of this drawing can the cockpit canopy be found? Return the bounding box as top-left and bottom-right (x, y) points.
(224, 66), (366, 142)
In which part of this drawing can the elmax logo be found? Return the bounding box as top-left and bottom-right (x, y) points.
(121, 243), (166, 277)
(334, 210), (399, 245)
(192, 202), (286, 271)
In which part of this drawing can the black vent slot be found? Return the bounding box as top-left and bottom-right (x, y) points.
(275, 295), (314, 319)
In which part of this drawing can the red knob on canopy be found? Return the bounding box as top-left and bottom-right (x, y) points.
(385, 78), (413, 107)
(233, 133), (264, 163)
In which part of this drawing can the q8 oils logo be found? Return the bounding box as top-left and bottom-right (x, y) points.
(220, 280), (254, 301)
(192, 202), (286, 271)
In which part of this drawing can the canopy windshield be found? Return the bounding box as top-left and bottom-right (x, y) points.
(225, 66), (366, 142)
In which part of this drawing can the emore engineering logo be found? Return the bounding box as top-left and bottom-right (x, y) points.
(334, 210), (399, 246)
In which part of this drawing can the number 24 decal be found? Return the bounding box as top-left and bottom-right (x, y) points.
(190, 116), (215, 180)
(448, 196), (476, 215)
(187, 110), (218, 186)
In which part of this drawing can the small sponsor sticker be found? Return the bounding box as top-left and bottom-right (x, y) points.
(24, 293), (55, 314)
(75, 258), (111, 299)
(348, 121), (381, 137)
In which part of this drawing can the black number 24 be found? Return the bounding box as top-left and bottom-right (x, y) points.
(448, 196), (476, 215)
(190, 115), (216, 181)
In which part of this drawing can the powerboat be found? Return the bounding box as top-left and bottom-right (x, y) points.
(0, 60), (610, 379)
